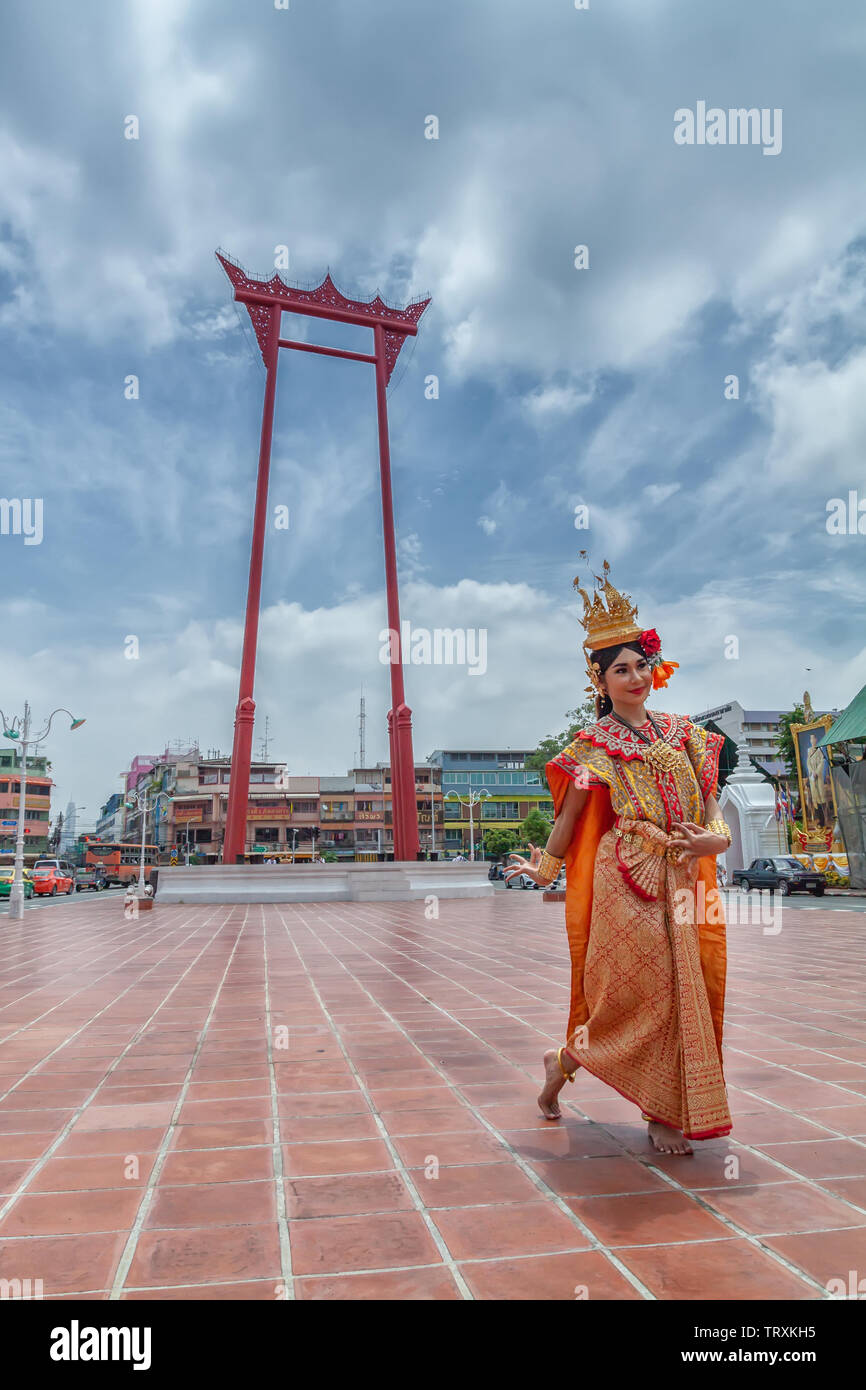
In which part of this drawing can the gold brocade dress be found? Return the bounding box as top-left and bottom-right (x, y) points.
(545, 711), (732, 1139)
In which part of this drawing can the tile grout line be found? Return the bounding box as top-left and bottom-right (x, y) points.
(0, 917), (201, 1053)
(325, 899), (866, 1221)
(0, 905), (185, 1016)
(106, 916), (249, 1298)
(262, 906), (294, 1299)
(0, 908), (230, 1230)
(283, 904), (658, 1300)
(291, 901), (837, 1296)
(3, 899), (864, 1299)
(0, 898), (213, 1007)
(276, 905), (477, 1299)
(350, 902), (866, 1080)
(630, 1161), (834, 1295)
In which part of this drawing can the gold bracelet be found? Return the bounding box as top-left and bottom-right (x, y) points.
(706, 817), (732, 845)
(537, 849), (564, 885)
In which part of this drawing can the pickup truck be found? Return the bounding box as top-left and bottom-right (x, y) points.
(730, 857), (825, 896)
(75, 865), (108, 892)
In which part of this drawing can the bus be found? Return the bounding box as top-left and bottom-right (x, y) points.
(82, 841), (159, 886)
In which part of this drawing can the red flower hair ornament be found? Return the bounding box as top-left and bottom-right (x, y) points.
(637, 628), (679, 689)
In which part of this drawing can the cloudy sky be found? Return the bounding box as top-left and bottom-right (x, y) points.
(1, 0), (865, 821)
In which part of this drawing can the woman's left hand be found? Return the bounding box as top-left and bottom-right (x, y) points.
(668, 821), (729, 863)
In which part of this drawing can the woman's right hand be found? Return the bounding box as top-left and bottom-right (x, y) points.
(503, 843), (544, 884)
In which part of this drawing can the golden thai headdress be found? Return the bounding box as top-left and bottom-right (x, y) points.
(573, 552), (678, 698)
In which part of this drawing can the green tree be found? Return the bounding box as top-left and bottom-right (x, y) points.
(776, 705), (805, 778)
(322, 849), (338, 863)
(483, 826), (518, 860)
(525, 697), (596, 791)
(520, 807), (552, 846)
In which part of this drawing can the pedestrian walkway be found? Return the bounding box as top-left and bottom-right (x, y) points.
(0, 895), (864, 1299)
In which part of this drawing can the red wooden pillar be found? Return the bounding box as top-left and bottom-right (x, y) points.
(374, 323), (420, 862)
(223, 308), (281, 864)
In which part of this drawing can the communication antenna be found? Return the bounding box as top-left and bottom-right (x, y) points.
(259, 715), (271, 762)
(359, 689), (366, 770)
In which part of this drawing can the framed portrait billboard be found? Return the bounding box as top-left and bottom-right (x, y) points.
(791, 715), (837, 838)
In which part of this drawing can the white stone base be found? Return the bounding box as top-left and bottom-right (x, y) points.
(155, 861), (495, 904)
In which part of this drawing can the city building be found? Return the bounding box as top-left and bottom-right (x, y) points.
(426, 748), (554, 857)
(126, 750), (286, 862)
(0, 746), (52, 856)
(60, 799), (80, 852)
(690, 702), (788, 782)
(95, 792), (125, 842)
(103, 744), (552, 863)
(103, 748), (447, 863)
(349, 763), (443, 859)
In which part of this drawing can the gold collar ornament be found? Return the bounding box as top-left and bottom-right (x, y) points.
(609, 710), (686, 775)
(643, 740), (686, 775)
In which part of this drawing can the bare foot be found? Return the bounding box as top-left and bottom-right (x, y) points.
(648, 1120), (693, 1155)
(538, 1048), (576, 1119)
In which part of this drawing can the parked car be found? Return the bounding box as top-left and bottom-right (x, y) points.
(0, 866), (34, 899)
(505, 870), (541, 889)
(30, 864), (75, 896)
(731, 857), (826, 896)
(75, 864), (108, 892)
(33, 857), (76, 877)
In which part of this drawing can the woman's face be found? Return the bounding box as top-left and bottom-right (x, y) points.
(601, 647), (653, 706)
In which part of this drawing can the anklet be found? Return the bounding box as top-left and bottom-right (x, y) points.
(556, 1046), (576, 1082)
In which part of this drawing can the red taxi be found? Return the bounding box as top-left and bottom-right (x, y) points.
(30, 863), (75, 896)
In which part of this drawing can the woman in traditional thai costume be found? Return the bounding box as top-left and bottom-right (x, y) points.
(505, 560), (733, 1155)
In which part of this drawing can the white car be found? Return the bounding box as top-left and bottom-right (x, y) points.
(505, 870), (544, 889)
(505, 856), (567, 889)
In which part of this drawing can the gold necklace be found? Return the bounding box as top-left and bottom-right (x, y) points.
(609, 711), (684, 775)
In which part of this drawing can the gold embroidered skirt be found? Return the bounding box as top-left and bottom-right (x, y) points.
(567, 826), (732, 1139)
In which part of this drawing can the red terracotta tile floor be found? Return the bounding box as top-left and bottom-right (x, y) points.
(0, 894), (865, 1299)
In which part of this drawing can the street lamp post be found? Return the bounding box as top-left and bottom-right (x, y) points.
(125, 787), (171, 894)
(152, 798), (177, 860)
(444, 788), (490, 862)
(0, 703), (85, 920)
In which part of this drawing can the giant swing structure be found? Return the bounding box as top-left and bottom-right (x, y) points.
(216, 252), (431, 865)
